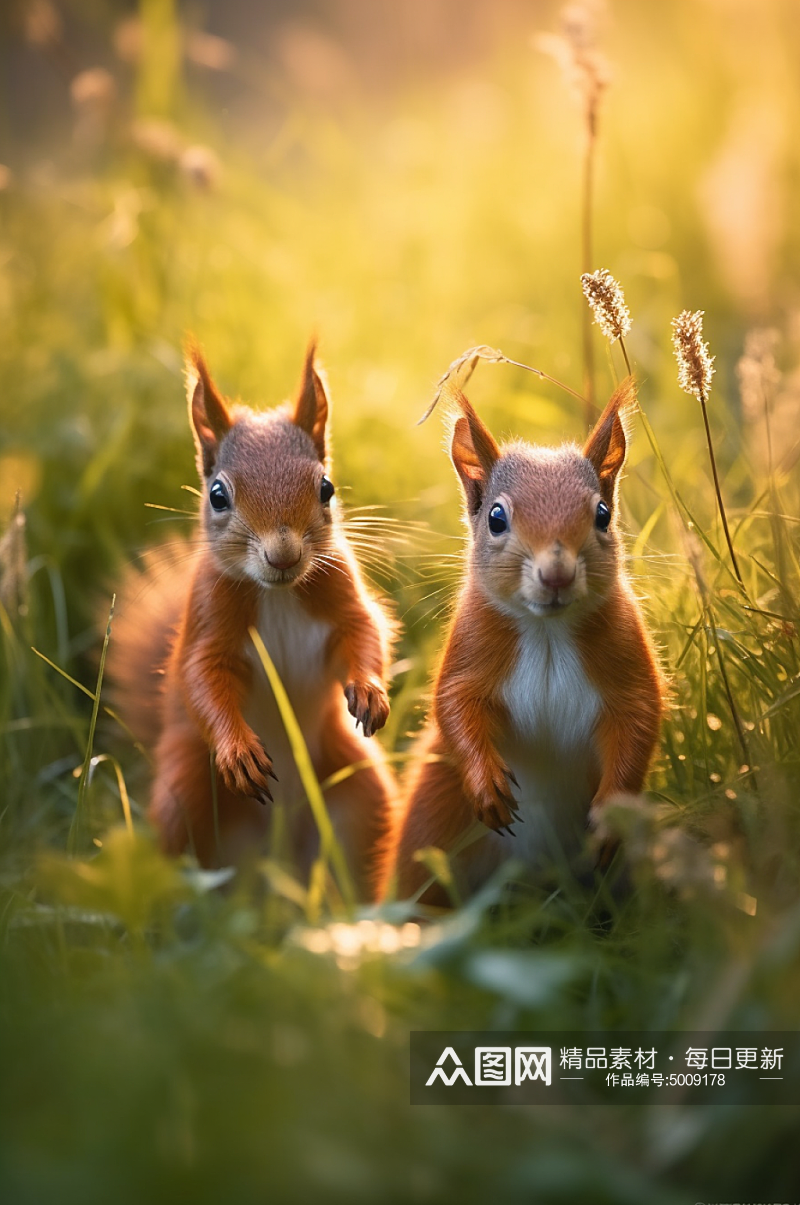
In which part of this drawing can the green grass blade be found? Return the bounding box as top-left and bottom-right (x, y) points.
(249, 626), (355, 913)
(319, 751), (406, 792)
(31, 646), (152, 761)
(68, 596), (115, 856)
(86, 753), (135, 837)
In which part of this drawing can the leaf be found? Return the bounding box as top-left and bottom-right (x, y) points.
(464, 949), (582, 1007)
(759, 676), (800, 721)
(411, 861), (522, 968)
(37, 825), (187, 934)
(412, 845), (461, 906)
(181, 865), (237, 893)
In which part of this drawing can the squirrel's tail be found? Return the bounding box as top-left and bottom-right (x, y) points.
(103, 545), (192, 751)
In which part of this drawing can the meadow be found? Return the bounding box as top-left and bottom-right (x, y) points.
(1, 0), (799, 1199)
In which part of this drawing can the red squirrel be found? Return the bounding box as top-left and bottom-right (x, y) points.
(108, 343), (396, 895)
(380, 377), (665, 904)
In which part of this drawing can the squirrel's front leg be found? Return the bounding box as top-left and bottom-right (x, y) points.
(338, 619), (390, 738)
(179, 577), (277, 805)
(301, 549), (392, 738)
(436, 682), (518, 832)
(182, 643), (277, 805)
(328, 597), (390, 738)
(591, 699), (661, 807)
(587, 704), (661, 856)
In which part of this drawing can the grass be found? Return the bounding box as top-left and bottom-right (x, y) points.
(2, 0), (800, 1200)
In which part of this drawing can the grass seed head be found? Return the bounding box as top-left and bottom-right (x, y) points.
(23, 0), (62, 48)
(581, 269), (631, 341)
(179, 145), (221, 190)
(0, 494), (28, 619)
(130, 118), (183, 163)
(536, 2), (610, 135)
(672, 310), (715, 400)
(737, 328), (780, 422)
(70, 68), (117, 114)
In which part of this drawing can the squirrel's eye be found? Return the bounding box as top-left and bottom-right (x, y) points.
(488, 503), (508, 535)
(320, 476), (334, 505)
(595, 500), (611, 531)
(209, 479), (231, 512)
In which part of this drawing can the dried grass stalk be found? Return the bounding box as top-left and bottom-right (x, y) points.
(418, 346), (585, 426)
(535, 2), (610, 138)
(536, 2), (611, 414)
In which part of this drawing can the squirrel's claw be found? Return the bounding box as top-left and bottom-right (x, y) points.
(345, 680), (390, 738)
(471, 761), (522, 832)
(216, 734), (277, 803)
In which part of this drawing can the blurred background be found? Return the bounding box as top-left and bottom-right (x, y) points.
(1, 0), (800, 1201)
(2, 0), (799, 593)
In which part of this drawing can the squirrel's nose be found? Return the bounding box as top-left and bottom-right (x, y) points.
(264, 533), (302, 572)
(538, 564), (576, 592)
(266, 551), (301, 571)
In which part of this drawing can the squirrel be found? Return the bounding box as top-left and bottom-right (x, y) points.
(107, 342), (396, 897)
(379, 377), (665, 905)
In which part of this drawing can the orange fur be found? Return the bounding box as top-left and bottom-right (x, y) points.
(575, 582), (664, 804)
(380, 378), (665, 903)
(108, 343), (396, 898)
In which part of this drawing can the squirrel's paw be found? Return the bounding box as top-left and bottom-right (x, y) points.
(469, 763), (520, 832)
(216, 735), (277, 806)
(344, 679), (389, 738)
(587, 799), (624, 868)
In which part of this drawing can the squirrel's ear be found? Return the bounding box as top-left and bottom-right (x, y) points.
(450, 390), (500, 515)
(293, 340), (329, 461)
(185, 345), (232, 477)
(583, 375), (636, 505)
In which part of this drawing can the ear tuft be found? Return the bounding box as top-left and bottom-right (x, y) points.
(293, 338), (330, 461)
(583, 375), (637, 505)
(449, 389), (500, 515)
(184, 340), (232, 478)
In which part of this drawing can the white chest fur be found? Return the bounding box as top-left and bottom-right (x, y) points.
(250, 589), (332, 697)
(501, 616), (600, 749)
(242, 589), (334, 796)
(480, 614), (602, 875)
